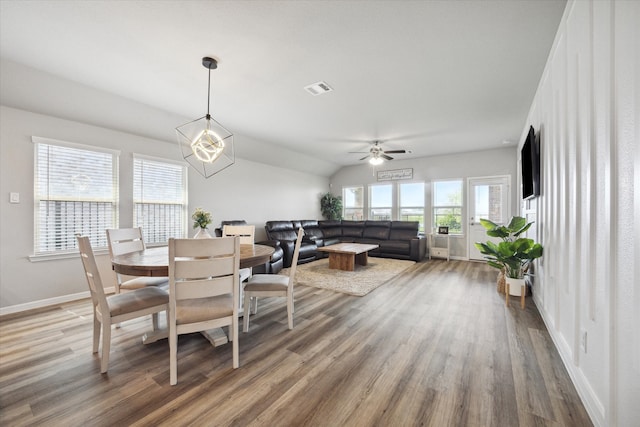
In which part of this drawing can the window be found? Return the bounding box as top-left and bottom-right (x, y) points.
(34, 137), (118, 254)
(369, 184), (392, 220)
(432, 179), (463, 234)
(133, 155), (187, 245)
(342, 186), (364, 220)
(399, 182), (425, 232)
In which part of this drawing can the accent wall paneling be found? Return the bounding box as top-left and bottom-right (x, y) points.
(520, 1), (639, 426)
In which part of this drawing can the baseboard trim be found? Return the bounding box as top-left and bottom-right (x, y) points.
(0, 287), (115, 317)
(533, 296), (605, 427)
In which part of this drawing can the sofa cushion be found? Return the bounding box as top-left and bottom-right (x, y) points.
(379, 240), (411, 254)
(389, 221), (419, 240)
(265, 221), (298, 241)
(342, 221), (365, 238)
(319, 220), (343, 239)
(363, 221), (391, 240)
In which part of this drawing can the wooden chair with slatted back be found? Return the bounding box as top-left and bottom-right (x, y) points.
(106, 227), (169, 293)
(222, 224), (255, 283)
(76, 235), (169, 373)
(243, 227), (303, 332)
(168, 236), (240, 385)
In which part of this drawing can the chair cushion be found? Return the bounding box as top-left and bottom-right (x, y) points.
(121, 276), (168, 289)
(176, 294), (233, 325)
(244, 274), (290, 292)
(107, 286), (169, 317)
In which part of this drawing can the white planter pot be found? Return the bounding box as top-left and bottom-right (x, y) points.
(505, 277), (526, 297)
(194, 228), (212, 239)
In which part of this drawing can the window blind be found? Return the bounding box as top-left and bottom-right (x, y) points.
(34, 138), (118, 254)
(133, 155), (187, 244)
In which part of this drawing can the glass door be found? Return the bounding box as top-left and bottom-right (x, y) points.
(468, 176), (510, 260)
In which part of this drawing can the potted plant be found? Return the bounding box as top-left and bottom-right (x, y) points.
(192, 207), (213, 238)
(474, 216), (543, 297)
(320, 192), (343, 220)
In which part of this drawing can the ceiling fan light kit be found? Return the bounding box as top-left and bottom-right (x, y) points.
(176, 57), (235, 178)
(369, 156), (384, 165)
(350, 140), (410, 166)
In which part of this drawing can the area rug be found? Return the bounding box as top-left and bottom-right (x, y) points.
(282, 257), (415, 296)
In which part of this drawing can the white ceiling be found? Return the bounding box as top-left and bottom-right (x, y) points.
(0, 0), (566, 176)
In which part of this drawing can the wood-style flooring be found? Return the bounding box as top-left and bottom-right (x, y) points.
(0, 260), (592, 426)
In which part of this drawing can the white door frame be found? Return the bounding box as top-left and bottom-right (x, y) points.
(467, 175), (511, 260)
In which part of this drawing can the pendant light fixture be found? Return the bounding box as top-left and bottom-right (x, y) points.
(176, 57), (234, 178)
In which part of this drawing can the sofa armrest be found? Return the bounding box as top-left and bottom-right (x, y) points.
(409, 237), (426, 261)
(256, 239), (281, 249)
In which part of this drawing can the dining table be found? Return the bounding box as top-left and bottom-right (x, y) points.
(111, 243), (275, 346)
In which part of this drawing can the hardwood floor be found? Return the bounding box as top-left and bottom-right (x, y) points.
(0, 260), (592, 426)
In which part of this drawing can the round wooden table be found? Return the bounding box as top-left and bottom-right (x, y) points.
(111, 244), (275, 277)
(111, 243), (275, 346)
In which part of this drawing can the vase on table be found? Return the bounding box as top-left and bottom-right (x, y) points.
(194, 228), (212, 239)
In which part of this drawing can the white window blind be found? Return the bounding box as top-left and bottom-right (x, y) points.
(34, 137), (119, 254)
(133, 155), (187, 245)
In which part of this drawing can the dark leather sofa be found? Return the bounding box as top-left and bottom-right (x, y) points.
(265, 219), (426, 268)
(264, 220), (318, 268)
(215, 220), (284, 275)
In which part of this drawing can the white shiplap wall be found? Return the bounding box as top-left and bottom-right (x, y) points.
(521, 1), (639, 426)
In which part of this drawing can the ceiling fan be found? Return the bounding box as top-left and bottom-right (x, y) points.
(349, 140), (412, 165)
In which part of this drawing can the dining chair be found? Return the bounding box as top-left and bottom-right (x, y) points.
(76, 235), (169, 373)
(243, 227), (303, 332)
(168, 236), (240, 385)
(106, 227), (169, 293)
(222, 224), (255, 283)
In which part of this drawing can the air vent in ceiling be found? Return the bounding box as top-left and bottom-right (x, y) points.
(304, 81), (333, 96)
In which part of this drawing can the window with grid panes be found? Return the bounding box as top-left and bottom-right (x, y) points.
(342, 186), (364, 220)
(369, 184), (392, 220)
(399, 182), (425, 232)
(432, 179), (463, 234)
(133, 154), (187, 245)
(33, 137), (118, 254)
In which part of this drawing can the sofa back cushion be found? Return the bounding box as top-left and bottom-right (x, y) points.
(299, 220), (319, 229)
(389, 221), (419, 240)
(265, 221), (298, 241)
(319, 220), (343, 239)
(363, 221), (391, 240)
(342, 221), (365, 238)
(301, 220), (323, 241)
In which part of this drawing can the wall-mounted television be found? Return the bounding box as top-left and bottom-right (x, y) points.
(521, 126), (540, 200)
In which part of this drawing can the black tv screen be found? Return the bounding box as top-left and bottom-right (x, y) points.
(521, 126), (540, 200)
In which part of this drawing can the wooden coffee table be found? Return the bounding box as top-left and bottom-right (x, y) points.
(317, 243), (379, 271)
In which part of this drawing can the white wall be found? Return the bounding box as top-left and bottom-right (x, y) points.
(520, 1), (639, 425)
(330, 147), (518, 259)
(0, 106), (328, 312)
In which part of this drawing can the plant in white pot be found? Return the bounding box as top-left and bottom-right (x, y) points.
(191, 207), (213, 238)
(474, 216), (543, 297)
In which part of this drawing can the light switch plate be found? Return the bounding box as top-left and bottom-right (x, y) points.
(9, 192), (20, 203)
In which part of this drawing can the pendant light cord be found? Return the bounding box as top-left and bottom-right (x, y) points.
(206, 67), (211, 118)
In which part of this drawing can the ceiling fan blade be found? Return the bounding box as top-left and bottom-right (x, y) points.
(381, 154), (393, 160)
(349, 151), (370, 154)
(383, 150), (407, 154)
(359, 155), (371, 161)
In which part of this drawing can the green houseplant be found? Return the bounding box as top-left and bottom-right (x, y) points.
(320, 192), (343, 220)
(191, 207), (213, 238)
(474, 216), (543, 296)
